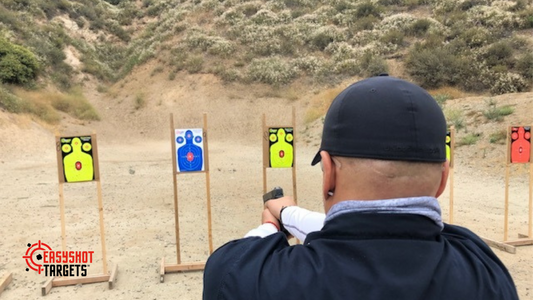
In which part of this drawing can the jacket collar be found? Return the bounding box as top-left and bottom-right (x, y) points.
(305, 213), (442, 244)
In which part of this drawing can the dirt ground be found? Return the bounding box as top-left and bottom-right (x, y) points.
(0, 71), (532, 299)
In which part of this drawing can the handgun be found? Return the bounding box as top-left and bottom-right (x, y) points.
(262, 187), (290, 236)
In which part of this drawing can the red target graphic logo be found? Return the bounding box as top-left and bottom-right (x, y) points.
(23, 240), (52, 274)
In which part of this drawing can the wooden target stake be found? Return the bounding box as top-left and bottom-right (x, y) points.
(0, 273), (12, 296)
(43, 133), (117, 296)
(447, 126), (455, 224)
(160, 113), (213, 283)
(482, 125), (533, 254)
(262, 106), (298, 202)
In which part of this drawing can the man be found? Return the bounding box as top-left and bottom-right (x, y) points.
(203, 75), (518, 299)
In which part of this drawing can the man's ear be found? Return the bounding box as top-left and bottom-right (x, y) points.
(435, 160), (450, 198)
(321, 151), (336, 201)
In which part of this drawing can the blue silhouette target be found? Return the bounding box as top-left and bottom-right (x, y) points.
(175, 128), (204, 172)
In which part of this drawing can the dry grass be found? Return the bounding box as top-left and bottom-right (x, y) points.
(12, 87), (99, 123)
(11, 88), (61, 124)
(304, 86), (345, 123)
(427, 86), (470, 100)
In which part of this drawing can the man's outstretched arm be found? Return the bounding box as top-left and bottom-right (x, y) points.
(265, 196), (325, 241)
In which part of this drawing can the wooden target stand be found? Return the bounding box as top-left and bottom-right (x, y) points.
(447, 126), (456, 224)
(42, 134), (117, 296)
(160, 113), (213, 283)
(0, 273), (12, 296)
(482, 125), (533, 254)
(262, 106), (298, 206)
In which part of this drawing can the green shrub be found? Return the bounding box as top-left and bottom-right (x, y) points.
(489, 130), (507, 144)
(247, 57), (296, 85)
(518, 9), (533, 28)
(334, 59), (360, 76)
(150, 66), (164, 76)
(168, 70), (177, 81)
(0, 39), (40, 85)
(489, 72), (528, 95)
(134, 93), (146, 110)
(483, 99), (514, 121)
(185, 56), (204, 74)
(356, 2), (382, 18)
(433, 93), (451, 108)
(353, 15), (379, 30)
(458, 27), (491, 48)
(147, 5), (164, 17)
(408, 19), (431, 36)
(516, 53), (533, 79)
(213, 65), (241, 82)
(378, 0), (403, 6)
(208, 39), (235, 58)
(457, 133), (482, 146)
(380, 30), (404, 46)
(444, 108), (465, 129)
(310, 29), (336, 50)
(108, 22), (131, 42)
(0, 84), (23, 113)
(406, 46), (459, 88)
(358, 52), (388, 77)
(484, 42), (513, 67)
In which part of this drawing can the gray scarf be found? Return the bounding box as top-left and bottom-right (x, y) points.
(325, 197), (443, 230)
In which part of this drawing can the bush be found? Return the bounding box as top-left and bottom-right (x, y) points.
(518, 9), (533, 28)
(0, 84), (23, 113)
(489, 130), (507, 144)
(483, 99), (514, 121)
(489, 72), (528, 95)
(444, 108), (465, 129)
(408, 19), (431, 36)
(134, 93), (145, 110)
(208, 39), (235, 58)
(356, 2), (382, 18)
(310, 30), (336, 50)
(51, 88), (100, 121)
(185, 56), (204, 74)
(0, 39), (40, 85)
(457, 132), (482, 146)
(380, 30), (404, 46)
(358, 52), (388, 77)
(405, 46), (459, 88)
(516, 53), (533, 79)
(247, 57), (296, 85)
(484, 42), (513, 67)
(458, 27), (491, 48)
(213, 64), (241, 82)
(433, 93), (452, 108)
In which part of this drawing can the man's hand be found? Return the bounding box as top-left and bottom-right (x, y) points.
(265, 196), (296, 220)
(262, 208), (280, 230)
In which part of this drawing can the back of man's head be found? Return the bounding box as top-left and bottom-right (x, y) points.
(312, 75), (447, 199)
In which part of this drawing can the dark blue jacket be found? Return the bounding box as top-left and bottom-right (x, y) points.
(203, 213), (518, 300)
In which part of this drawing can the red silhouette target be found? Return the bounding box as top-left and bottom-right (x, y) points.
(22, 240), (52, 274)
(510, 126), (531, 163)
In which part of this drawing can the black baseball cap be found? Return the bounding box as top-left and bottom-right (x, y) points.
(311, 75), (446, 165)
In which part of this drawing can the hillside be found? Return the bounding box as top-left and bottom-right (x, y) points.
(0, 0), (532, 173)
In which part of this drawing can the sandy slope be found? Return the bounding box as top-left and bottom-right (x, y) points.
(0, 70), (532, 299)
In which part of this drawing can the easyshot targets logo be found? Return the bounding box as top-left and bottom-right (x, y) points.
(23, 240), (94, 276)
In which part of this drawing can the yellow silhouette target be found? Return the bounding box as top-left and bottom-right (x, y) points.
(269, 127), (294, 168)
(56, 135), (98, 183)
(48, 133), (115, 295)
